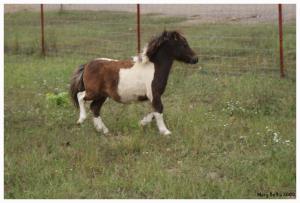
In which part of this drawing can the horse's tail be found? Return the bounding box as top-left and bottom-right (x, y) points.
(70, 64), (85, 108)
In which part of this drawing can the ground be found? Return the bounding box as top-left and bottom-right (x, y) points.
(4, 8), (296, 198)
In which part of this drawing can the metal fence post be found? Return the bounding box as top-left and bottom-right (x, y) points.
(278, 4), (285, 78)
(40, 4), (45, 56)
(136, 4), (141, 55)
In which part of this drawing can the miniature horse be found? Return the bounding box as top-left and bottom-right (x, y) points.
(70, 30), (198, 135)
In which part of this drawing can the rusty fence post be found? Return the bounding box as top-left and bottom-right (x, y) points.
(40, 4), (45, 56)
(136, 4), (141, 55)
(278, 4), (285, 78)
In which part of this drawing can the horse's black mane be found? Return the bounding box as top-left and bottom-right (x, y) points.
(146, 30), (184, 61)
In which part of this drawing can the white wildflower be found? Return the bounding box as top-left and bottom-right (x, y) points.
(273, 132), (280, 143)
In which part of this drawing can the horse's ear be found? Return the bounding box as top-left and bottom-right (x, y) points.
(162, 30), (169, 40)
(171, 31), (180, 41)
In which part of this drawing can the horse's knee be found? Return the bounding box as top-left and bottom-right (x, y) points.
(90, 97), (107, 117)
(152, 98), (163, 113)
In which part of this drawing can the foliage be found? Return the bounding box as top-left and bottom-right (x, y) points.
(46, 92), (69, 107)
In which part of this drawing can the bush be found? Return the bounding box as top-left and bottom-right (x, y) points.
(46, 92), (69, 107)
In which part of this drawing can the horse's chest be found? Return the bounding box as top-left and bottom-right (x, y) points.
(117, 64), (155, 103)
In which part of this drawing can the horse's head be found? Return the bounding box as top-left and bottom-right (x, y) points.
(146, 30), (198, 64)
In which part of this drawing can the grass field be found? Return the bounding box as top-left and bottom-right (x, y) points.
(4, 10), (296, 198)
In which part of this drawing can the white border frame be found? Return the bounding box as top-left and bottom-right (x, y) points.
(1, 0), (298, 201)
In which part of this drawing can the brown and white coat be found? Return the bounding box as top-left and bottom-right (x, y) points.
(70, 30), (198, 135)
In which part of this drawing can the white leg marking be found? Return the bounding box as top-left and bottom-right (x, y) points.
(153, 112), (171, 136)
(140, 112), (154, 126)
(93, 117), (103, 132)
(77, 91), (87, 124)
(93, 116), (109, 134)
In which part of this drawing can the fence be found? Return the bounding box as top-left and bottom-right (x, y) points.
(4, 4), (296, 77)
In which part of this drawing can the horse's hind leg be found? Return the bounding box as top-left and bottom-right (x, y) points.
(77, 91), (87, 124)
(90, 97), (109, 134)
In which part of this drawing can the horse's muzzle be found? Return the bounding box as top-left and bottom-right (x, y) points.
(190, 57), (198, 64)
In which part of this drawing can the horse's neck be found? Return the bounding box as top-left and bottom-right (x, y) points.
(151, 52), (174, 95)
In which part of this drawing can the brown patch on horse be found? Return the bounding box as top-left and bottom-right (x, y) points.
(83, 59), (134, 102)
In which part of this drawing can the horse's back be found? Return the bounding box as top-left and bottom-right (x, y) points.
(83, 59), (134, 101)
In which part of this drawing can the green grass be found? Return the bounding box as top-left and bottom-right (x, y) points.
(4, 10), (296, 199)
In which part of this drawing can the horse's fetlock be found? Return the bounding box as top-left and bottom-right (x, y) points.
(160, 129), (171, 136)
(77, 116), (86, 124)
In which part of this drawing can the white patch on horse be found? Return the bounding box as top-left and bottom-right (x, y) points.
(153, 112), (171, 135)
(77, 91), (87, 124)
(117, 60), (154, 103)
(140, 112), (154, 126)
(93, 116), (109, 134)
(94, 58), (118, 62)
(132, 45), (150, 64)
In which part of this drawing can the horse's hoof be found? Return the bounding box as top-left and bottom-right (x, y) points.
(94, 127), (103, 132)
(77, 117), (86, 124)
(160, 130), (171, 136)
(103, 128), (109, 134)
(139, 120), (147, 127)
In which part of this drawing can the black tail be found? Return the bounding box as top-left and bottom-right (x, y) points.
(70, 64), (85, 108)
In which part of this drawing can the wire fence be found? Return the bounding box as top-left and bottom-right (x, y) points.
(4, 4), (296, 77)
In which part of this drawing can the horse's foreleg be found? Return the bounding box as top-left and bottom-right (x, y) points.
(77, 91), (87, 124)
(90, 97), (109, 134)
(151, 96), (171, 136)
(140, 85), (155, 126)
(140, 112), (154, 126)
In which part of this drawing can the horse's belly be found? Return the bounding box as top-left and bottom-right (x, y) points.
(117, 64), (154, 103)
(118, 82), (147, 103)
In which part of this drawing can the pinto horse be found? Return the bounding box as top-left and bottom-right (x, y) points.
(70, 30), (198, 135)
